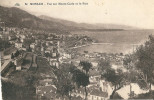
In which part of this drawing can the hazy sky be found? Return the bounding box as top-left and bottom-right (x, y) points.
(1, 0), (154, 29)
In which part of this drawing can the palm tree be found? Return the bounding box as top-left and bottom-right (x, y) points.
(79, 61), (92, 74)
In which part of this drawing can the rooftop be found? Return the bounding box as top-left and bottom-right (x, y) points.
(90, 89), (108, 97)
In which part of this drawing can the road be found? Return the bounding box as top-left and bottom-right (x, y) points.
(1, 59), (11, 72)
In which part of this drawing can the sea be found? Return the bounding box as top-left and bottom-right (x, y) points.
(71, 30), (154, 54)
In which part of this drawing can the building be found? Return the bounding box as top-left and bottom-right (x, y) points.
(91, 62), (98, 68)
(31, 54), (37, 68)
(15, 57), (23, 70)
(19, 35), (26, 39)
(30, 43), (36, 49)
(36, 85), (57, 100)
(49, 60), (59, 68)
(0, 34), (8, 40)
(20, 38), (24, 43)
(99, 80), (108, 93)
(39, 79), (53, 86)
(63, 53), (71, 59)
(88, 89), (108, 100)
(0, 34), (2, 38)
(8, 35), (16, 40)
(15, 42), (23, 48)
(45, 50), (50, 54)
(41, 47), (45, 52)
(52, 52), (57, 57)
(89, 75), (101, 83)
(72, 88), (85, 99)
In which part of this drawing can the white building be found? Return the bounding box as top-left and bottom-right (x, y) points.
(30, 43), (36, 49)
(88, 90), (108, 100)
(63, 53), (71, 59)
(15, 42), (23, 48)
(91, 62), (98, 68)
(49, 60), (59, 68)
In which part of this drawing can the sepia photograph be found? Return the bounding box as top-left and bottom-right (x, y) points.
(0, 0), (154, 100)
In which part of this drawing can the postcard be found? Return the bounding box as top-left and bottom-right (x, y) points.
(0, 0), (154, 100)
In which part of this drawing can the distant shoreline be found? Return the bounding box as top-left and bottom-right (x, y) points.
(70, 42), (141, 49)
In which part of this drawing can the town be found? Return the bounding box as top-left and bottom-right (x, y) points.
(0, 24), (126, 100)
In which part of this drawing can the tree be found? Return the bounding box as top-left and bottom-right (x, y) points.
(99, 58), (127, 99)
(53, 63), (75, 100)
(14, 50), (20, 57)
(44, 52), (51, 58)
(4, 71), (38, 100)
(71, 68), (90, 100)
(98, 59), (111, 72)
(102, 68), (126, 99)
(135, 35), (154, 92)
(11, 53), (14, 59)
(79, 61), (92, 99)
(0, 40), (11, 51)
(26, 45), (32, 52)
(79, 61), (92, 74)
(123, 54), (133, 69)
(123, 54), (138, 98)
(2, 80), (36, 100)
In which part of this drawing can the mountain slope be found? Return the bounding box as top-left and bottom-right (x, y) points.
(0, 6), (136, 33)
(39, 15), (104, 29)
(0, 6), (80, 32)
(39, 15), (136, 30)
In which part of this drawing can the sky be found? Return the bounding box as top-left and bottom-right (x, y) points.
(0, 0), (154, 29)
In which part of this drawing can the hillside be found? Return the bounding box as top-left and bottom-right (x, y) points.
(0, 6), (136, 33)
(39, 15), (107, 30)
(39, 15), (136, 30)
(0, 6), (80, 32)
